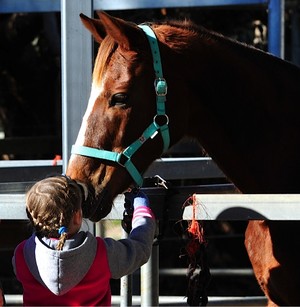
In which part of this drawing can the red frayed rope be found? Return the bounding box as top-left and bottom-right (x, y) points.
(186, 194), (205, 244)
(182, 194), (210, 306)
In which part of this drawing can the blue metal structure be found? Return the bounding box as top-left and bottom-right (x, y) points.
(0, 0), (273, 12)
(0, 0), (284, 57)
(268, 0), (285, 57)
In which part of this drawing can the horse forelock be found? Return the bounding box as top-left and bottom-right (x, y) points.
(93, 35), (116, 86)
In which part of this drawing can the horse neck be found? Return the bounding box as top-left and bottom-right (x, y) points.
(165, 29), (300, 193)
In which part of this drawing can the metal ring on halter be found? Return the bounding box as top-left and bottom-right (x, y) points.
(153, 114), (169, 127)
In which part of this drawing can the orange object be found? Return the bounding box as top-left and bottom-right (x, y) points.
(52, 155), (62, 166)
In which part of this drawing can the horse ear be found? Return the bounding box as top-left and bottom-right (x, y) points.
(79, 13), (106, 43)
(97, 11), (141, 51)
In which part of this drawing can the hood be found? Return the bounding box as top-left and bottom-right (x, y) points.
(23, 231), (97, 295)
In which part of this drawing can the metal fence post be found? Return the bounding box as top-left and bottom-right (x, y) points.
(141, 226), (159, 306)
(120, 229), (132, 306)
(268, 0), (285, 58)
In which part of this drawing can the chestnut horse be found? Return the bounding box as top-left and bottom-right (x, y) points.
(66, 11), (300, 306)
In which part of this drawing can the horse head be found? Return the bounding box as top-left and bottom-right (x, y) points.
(66, 11), (189, 221)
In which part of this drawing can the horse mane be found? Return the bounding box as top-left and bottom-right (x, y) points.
(150, 18), (298, 71)
(93, 16), (298, 87)
(92, 19), (201, 85)
(154, 18), (256, 52)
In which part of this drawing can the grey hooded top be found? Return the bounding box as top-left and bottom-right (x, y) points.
(12, 212), (156, 296)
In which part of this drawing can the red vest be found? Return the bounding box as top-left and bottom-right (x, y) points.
(15, 237), (111, 306)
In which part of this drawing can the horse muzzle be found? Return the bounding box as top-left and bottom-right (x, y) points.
(80, 185), (114, 222)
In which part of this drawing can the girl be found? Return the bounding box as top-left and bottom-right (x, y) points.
(12, 175), (155, 306)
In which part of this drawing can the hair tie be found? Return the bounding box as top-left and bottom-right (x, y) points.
(58, 226), (68, 235)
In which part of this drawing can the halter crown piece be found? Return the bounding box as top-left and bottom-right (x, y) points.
(71, 24), (170, 187)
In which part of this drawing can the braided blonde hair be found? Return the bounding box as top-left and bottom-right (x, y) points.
(26, 175), (82, 251)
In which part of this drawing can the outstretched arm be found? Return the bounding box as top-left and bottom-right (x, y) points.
(104, 190), (156, 279)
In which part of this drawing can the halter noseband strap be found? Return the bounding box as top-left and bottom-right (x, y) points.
(71, 24), (169, 187)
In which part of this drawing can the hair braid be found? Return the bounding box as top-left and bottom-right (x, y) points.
(56, 232), (68, 251)
(26, 175), (82, 250)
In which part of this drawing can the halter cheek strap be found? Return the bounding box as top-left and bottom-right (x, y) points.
(139, 24), (170, 150)
(71, 24), (169, 187)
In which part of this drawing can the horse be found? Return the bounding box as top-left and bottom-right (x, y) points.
(66, 11), (300, 306)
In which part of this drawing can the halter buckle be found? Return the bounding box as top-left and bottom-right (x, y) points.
(117, 153), (129, 167)
(154, 78), (167, 96)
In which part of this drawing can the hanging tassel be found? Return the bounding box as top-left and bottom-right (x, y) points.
(182, 194), (211, 306)
(187, 194), (205, 243)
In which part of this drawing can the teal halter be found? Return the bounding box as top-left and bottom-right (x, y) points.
(71, 24), (170, 187)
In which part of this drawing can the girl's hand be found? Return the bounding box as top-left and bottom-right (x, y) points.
(124, 190), (150, 209)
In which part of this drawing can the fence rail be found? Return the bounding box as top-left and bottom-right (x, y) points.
(2, 191), (300, 221)
(0, 157), (222, 183)
(4, 294), (268, 306)
(0, 157), (296, 306)
(1, 157), (299, 220)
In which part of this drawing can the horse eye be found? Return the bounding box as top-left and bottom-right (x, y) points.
(110, 93), (128, 108)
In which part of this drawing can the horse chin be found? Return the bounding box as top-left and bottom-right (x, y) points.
(81, 187), (113, 222)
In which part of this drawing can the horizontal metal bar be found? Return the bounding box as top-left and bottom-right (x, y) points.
(0, 194), (26, 219)
(159, 268), (254, 276)
(0, 182), (33, 194)
(4, 294), (267, 306)
(0, 160), (62, 184)
(94, 0), (268, 10)
(0, 193), (127, 220)
(3, 193), (300, 221)
(0, 0), (269, 13)
(0, 160), (62, 168)
(0, 158), (225, 183)
(183, 194), (300, 220)
(145, 157), (225, 179)
(0, 0), (60, 13)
